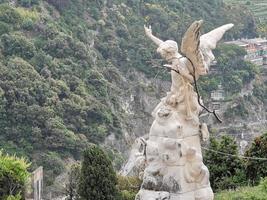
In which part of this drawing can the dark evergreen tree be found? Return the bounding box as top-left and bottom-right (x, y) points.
(204, 135), (246, 191)
(78, 145), (118, 200)
(245, 132), (267, 185)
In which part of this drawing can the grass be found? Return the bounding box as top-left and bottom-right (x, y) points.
(215, 178), (267, 200)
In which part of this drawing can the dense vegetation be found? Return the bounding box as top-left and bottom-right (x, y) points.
(224, 0), (267, 36)
(204, 132), (267, 193)
(245, 132), (267, 185)
(204, 135), (246, 191)
(65, 146), (140, 200)
(65, 135), (267, 199)
(199, 43), (259, 99)
(0, 0), (261, 192)
(0, 151), (30, 200)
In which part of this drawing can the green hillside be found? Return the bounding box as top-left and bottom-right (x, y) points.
(224, 0), (267, 35)
(224, 0), (267, 19)
(0, 0), (260, 192)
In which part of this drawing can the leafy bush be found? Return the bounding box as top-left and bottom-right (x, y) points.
(6, 194), (22, 200)
(0, 22), (10, 35)
(120, 190), (136, 200)
(0, 150), (30, 199)
(245, 132), (267, 185)
(65, 163), (81, 200)
(117, 175), (141, 200)
(17, 0), (40, 7)
(15, 7), (39, 21)
(0, 4), (22, 26)
(1, 33), (35, 59)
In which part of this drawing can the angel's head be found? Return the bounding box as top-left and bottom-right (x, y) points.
(157, 40), (179, 61)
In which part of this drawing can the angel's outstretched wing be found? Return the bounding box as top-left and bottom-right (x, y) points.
(200, 23), (234, 69)
(181, 20), (234, 76)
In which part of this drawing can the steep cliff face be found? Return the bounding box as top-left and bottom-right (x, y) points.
(0, 0), (264, 194)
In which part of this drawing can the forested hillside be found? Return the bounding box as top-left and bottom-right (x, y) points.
(224, 0), (267, 35)
(0, 0), (261, 191)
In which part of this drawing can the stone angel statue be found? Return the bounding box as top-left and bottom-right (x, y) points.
(145, 20), (233, 122)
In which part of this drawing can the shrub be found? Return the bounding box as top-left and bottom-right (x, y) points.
(0, 4), (22, 26)
(1, 33), (35, 59)
(204, 135), (247, 191)
(0, 22), (10, 35)
(0, 150), (30, 199)
(17, 0), (40, 7)
(117, 175), (141, 200)
(66, 164), (81, 200)
(78, 145), (119, 200)
(245, 132), (267, 185)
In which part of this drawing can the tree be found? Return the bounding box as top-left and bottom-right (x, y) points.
(245, 132), (267, 185)
(204, 135), (246, 191)
(66, 164), (81, 200)
(0, 150), (30, 199)
(78, 145), (119, 200)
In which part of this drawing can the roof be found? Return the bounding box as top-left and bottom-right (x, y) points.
(225, 38), (267, 46)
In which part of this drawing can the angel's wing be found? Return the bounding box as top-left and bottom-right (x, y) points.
(181, 20), (206, 76)
(181, 21), (234, 76)
(200, 23), (234, 69)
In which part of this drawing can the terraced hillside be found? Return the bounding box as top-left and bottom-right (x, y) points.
(224, 0), (267, 20)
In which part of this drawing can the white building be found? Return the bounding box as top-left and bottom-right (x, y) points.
(225, 38), (267, 66)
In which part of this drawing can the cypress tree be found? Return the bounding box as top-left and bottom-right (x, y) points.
(78, 145), (118, 200)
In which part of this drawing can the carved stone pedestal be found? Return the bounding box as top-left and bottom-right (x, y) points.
(135, 103), (213, 200)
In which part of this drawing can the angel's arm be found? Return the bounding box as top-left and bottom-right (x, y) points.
(164, 63), (194, 82)
(144, 25), (163, 46)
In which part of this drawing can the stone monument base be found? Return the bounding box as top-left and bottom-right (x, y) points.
(136, 187), (213, 200)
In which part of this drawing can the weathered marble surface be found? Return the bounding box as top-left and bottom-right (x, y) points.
(122, 20), (233, 200)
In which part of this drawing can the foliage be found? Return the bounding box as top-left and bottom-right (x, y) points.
(117, 175), (141, 200)
(17, 0), (40, 7)
(253, 80), (267, 104)
(78, 145), (119, 200)
(215, 177), (267, 200)
(224, 0), (267, 37)
(0, 0), (261, 190)
(6, 194), (22, 200)
(65, 163), (81, 200)
(198, 44), (259, 100)
(204, 135), (247, 192)
(0, 150), (30, 199)
(119, 190), (136, 200)
(1, 33), (36, 59)
(245, 132), (267, 185)
(224, 97), (249, 120)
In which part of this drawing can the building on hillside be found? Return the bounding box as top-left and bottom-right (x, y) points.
(210, 84), (225, 111)
(211, 84), (225, 102)
(225, 38), (267, 66)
